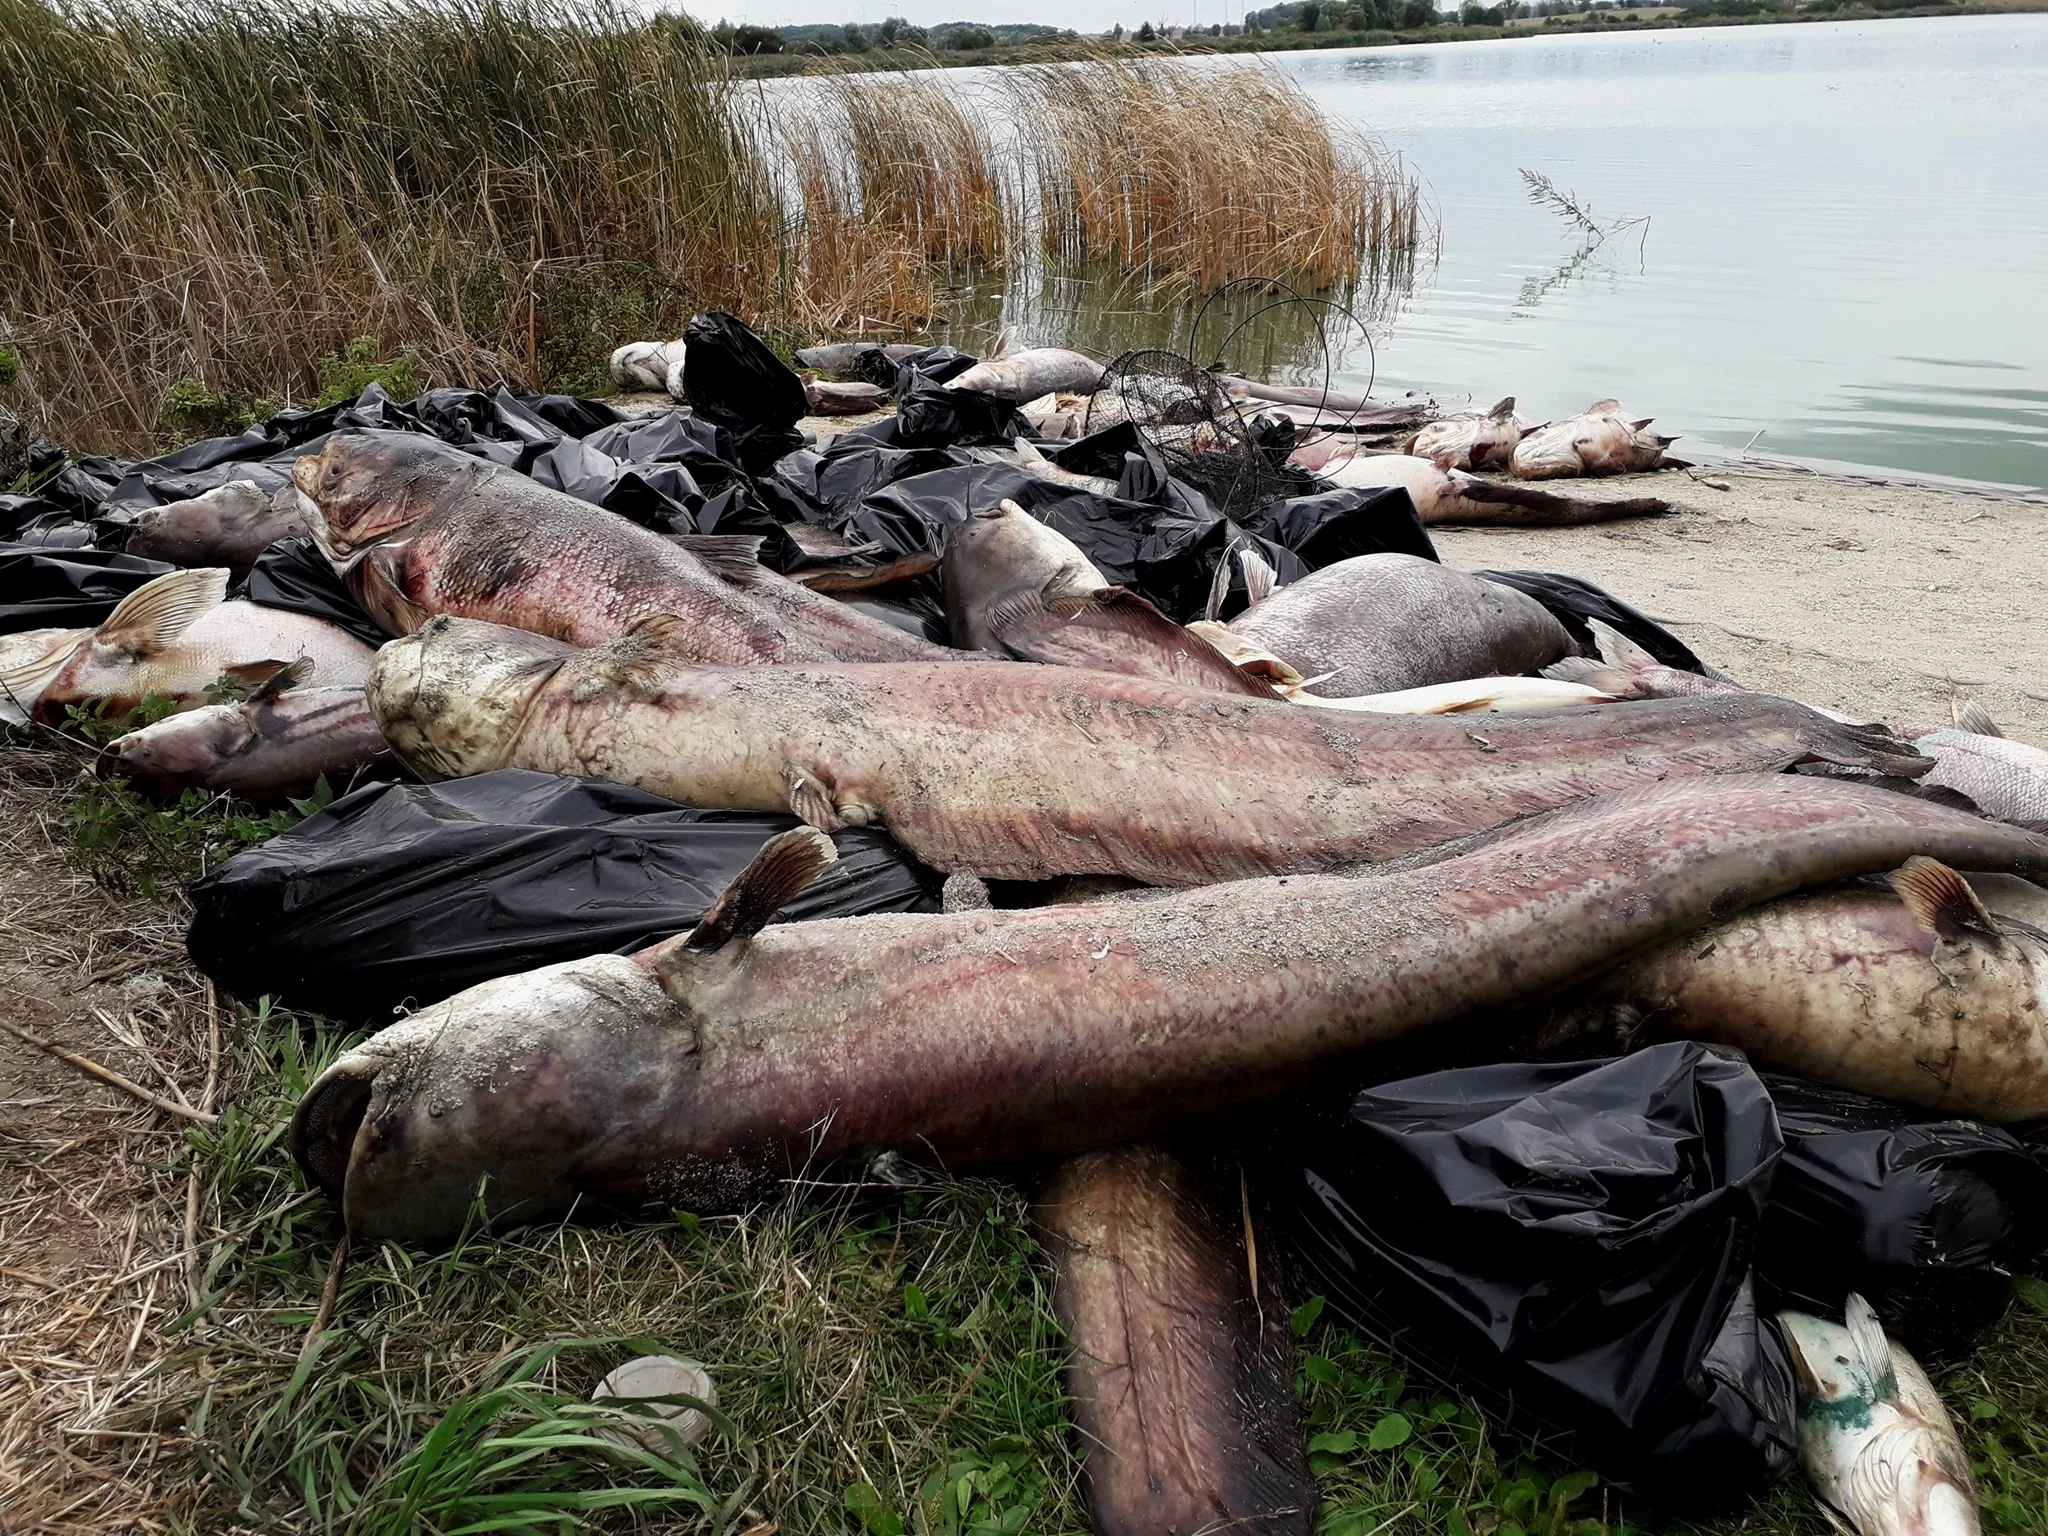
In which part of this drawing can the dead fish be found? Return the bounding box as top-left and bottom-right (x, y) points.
(123, 480), (308, 579)
(290, 775), (2048, 1243)
(792, 341), (923, 375)
(1405, 397), (1531, 471)
(1545, 616), (1751, 703)
(608, 339), (686, 393)
(940, 497), (1107, 651)
(0, 626), (91, 724)
(1037, 1145), (1315, 1536)
(945, 347), (1105, 402)
(10, 568), (375, 726)
(1511, 400), (1675, 479)
(101, 660), (394, 799)
(1018, 390), (1087, 440)
(1915, 730), (2048, 826)
(291, 429), (948, 662)
(1224, 553), (1578, 697)
(1528, 858), (2048, 1120)
(973, 439), (1119, 496)
(1780, 1294), (1980, 1536)
(801, 377), (890, 415)
(367, 612), (1928, 886)
(1295, 444), (1673, 525)
(1219, 378), (1436, 433)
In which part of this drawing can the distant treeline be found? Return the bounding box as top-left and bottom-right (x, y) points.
(663, 14), (1079, 54)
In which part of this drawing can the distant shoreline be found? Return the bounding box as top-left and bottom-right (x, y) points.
(729, 2), (2045, 77)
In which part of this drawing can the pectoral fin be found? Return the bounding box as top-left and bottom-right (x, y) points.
(1889, 857), (2002, 950)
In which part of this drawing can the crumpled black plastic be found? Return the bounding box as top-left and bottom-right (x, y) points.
(1249, 485), (1438, 570)
(892, 372), (1024, 448)
(186, 769), (945, 1024)
(1261, 1043), (1796, 1501)
(1476, 569), (1707, 675)
(0, 543), (176, 632)
(237, 538), (393, 648)
(680, 312), (808, 471)
(1758, 1075), (2048, 1356)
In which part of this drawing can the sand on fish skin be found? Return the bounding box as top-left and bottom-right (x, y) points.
(1423, 465), (2048, 744)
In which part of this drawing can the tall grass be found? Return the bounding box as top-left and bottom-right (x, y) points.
(0, 1), (1425, 454)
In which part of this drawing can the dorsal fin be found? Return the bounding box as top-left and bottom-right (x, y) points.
(1952, 698), (2003, 738)
(247, 655), (315, 704)
(1585, 398), (1622, 415)
(1889, 857), (2002, 949)
(680, 828), (837, 952)
(988, 325), (1017, 360)
(669, 533), (767, 586)
(96, 568), (229, 656)
(1843, 1294), (1900, 1401)
(1203, 545), (1235, 623)
(1631, 417), (1655, 431)
(1487, 396), (1516, 420)
(1236, 546), (1278, 607)
(1586, 616), (1659, 672)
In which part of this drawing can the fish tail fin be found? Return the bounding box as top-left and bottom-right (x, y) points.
(1542, 656), (1642, 695)
(678, 827), (838, 955)
(1799, 714), (1935, 779)
(1237, 547), (1279, 607)
(1450, 479), (1672, 526)
(0, 628), (90, 723)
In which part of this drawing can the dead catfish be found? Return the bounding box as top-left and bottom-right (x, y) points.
(1292, 442), (1672, 526)
(102, 661), (394, 799)
(368, 613), (1929, 886)
(6, 567), (375, 725)
(1526, 859), (2048, 1120)
(123, 479), (309, 579)
(291, 430), (949, 661)
(1038, 1145), (1315, 1536)
(291, 775), (2048, 1244)
(1405, 397), (1530, 471)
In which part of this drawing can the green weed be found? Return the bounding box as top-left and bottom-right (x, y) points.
(158, 377), (279, 441)
(0, 346), (20, 388)
(310, 336), (424, 410)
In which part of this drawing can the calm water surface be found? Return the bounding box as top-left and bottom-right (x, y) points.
(1005, 17), (2048, 491)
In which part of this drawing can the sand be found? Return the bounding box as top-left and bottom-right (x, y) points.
(1425, 462), (2048, 743)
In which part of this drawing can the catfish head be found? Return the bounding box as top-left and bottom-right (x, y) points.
(367, 614), (573, 780)
(292, 430), (482, 567)
(291, 828), (839, 1243)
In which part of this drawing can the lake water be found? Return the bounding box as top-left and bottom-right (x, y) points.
(996, 17), (2048, 492)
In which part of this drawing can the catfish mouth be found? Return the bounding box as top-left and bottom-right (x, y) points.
(289, 1061), (376, 1201)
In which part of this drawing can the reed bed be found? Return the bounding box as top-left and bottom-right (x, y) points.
(1, 0), (1424, 456)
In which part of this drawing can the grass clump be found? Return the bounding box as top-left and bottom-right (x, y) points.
(0, 346), (20, 388)
(310, 336), (423, 409)
(158, 376), (278, 440)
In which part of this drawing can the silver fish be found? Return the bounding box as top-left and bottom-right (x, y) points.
(1779, 1294), (1980, 1536)
(608, 339), (686, 393)
(946, 347), (1105, 402)
(1915, 730), (2048, 825)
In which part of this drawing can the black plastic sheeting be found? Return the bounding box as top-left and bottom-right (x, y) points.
(186, 770), (945, 1023)
(0, 544), (176, 632)
(1261, 1043), (1797, 1501)
(237, 539), (392, 650)
(1476, 569), (1707, 675)
(681, 312), (809, 472)
(1759, 1075), (2048, 1356)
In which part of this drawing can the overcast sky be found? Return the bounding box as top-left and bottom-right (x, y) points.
(637, 0), (1265, 34)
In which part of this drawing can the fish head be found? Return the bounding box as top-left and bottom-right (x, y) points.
(366, 615), (571, 780)
(292, 954), (691, 1243)
(293, 430), (475, 567)
(101, 702), (257, 792)
(1509, 421), (1583, 478)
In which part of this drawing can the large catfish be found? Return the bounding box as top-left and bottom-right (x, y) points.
(368, 614), (1929, 886)
(290, 430), (949, 662)
(291, 776), (2048, 1244)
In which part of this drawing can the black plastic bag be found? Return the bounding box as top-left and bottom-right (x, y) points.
(237, 538), (392, 648)
(1262, 1043), (1796, 1500)
(1476, 569), (1707, 675)
(681, 312), (808, 471)
(1250, 485), (1439, 570)
(0, 544), (176, 632)
(1758, 1075), (2048, 1356)
(186, 770), (945, 1022)
(892, 372), (1024, 448)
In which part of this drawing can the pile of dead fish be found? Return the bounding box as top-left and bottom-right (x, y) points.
(7, 312), (2048, 1535)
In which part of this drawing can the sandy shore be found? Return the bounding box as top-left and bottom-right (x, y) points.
(1428, 463), (2048, 743)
